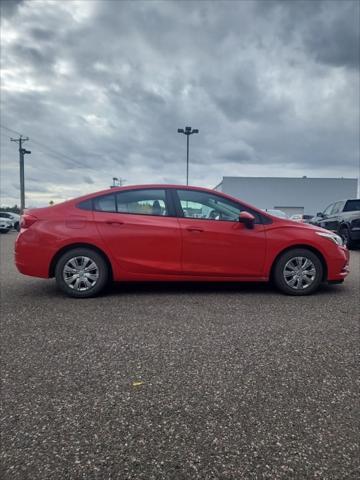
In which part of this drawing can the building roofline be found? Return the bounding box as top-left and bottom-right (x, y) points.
(221, 176), (358, 181)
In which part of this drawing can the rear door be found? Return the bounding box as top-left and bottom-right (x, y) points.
(93, 189), (182, 275)
(173, 189), (267, 277)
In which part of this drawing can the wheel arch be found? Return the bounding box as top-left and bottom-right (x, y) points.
(49, 243), (113, 279)
(269, 244), (328, 282)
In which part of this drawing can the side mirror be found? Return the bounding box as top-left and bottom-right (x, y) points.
(239, 211), (255, 229)
(316, 212), (324, 218)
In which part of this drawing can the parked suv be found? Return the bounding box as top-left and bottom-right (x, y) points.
(310, 199), (360, 248)
(15, 185), (349, 298)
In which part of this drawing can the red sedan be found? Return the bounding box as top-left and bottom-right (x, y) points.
(15, 185), (350, 297)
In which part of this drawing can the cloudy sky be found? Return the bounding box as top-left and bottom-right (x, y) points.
(1, 0), (359, 207)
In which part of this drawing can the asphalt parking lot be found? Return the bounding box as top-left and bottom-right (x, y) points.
(1, 232), (359, 480)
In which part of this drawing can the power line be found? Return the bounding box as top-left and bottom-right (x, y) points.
(0, 125), (23, 136)
(0, 124), (84, 167)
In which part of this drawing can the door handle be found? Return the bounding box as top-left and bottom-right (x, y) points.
(105, 220), (124, 226)
(187, 227), (203, 233)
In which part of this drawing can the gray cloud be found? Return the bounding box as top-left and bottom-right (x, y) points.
(260, 0), (360, 69)
(0, 0), (24, 17)
(0, 0), (358, 207)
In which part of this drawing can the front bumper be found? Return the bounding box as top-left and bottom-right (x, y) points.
(326, 246), (350, 282)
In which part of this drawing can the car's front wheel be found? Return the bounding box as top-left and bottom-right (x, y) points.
(273, 248), (323, 295)
(55, 248), (109, 298)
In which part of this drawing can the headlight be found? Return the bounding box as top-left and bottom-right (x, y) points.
(316, 231), (344, 246)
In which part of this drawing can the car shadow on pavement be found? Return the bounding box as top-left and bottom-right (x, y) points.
(105, 280), (346, 297)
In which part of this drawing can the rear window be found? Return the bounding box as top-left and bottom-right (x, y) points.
(343, 200), (360, 212)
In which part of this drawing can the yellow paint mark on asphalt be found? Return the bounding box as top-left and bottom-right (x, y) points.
(132, 381), (144, 387)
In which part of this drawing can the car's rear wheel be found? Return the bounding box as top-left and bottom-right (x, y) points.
(55, 248), (109, 298)
(273, 248), (323, 295)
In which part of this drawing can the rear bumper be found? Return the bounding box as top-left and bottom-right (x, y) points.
(15, 230), (53, 278)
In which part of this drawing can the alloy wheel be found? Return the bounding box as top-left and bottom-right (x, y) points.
(283, 256), (316, 290)
(63, 256), (99, 291)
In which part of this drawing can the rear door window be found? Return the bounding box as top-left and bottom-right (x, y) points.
(115, 189), (169, 216)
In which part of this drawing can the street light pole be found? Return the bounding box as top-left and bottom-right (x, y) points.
(177, 126), (199, 185)
(186, 134), (189, 187)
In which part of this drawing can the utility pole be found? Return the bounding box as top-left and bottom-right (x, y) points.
(10, 136), (31, 212)
(177, 126), (199, 185)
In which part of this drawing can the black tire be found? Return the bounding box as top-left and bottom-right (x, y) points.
(55, 247), (109, 298)
(273, 248), (323, 296)
(14, 222), (20, 232)
(339, 227), (354, 249)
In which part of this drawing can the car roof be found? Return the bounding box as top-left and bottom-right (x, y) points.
(73, 183), (240, 200)
(65, 184), (272, 218)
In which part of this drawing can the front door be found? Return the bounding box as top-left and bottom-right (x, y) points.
(174, 189), (266, 277)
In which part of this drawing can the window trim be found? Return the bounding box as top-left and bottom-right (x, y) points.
(172, 188), (268, 224)
(77, 188), (177, 217)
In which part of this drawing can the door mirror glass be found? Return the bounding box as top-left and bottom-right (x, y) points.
(239, 211), (255, 229)
(316, 212), (324, 218)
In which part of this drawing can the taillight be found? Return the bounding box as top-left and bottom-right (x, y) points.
(20, 214), (38, 229)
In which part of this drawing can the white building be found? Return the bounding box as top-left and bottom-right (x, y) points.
(215, 176), (359, 216)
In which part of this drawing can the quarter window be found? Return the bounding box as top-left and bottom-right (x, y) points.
(93, 194), (116, 212)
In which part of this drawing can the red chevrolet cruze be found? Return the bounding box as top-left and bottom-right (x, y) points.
(15, 185), (349, 297)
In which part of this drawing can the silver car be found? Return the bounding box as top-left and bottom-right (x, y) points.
(0, 217), (12, 233)
(0, 212), (20, 231)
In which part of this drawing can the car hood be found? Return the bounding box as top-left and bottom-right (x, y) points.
(272, 218), (333, 235)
